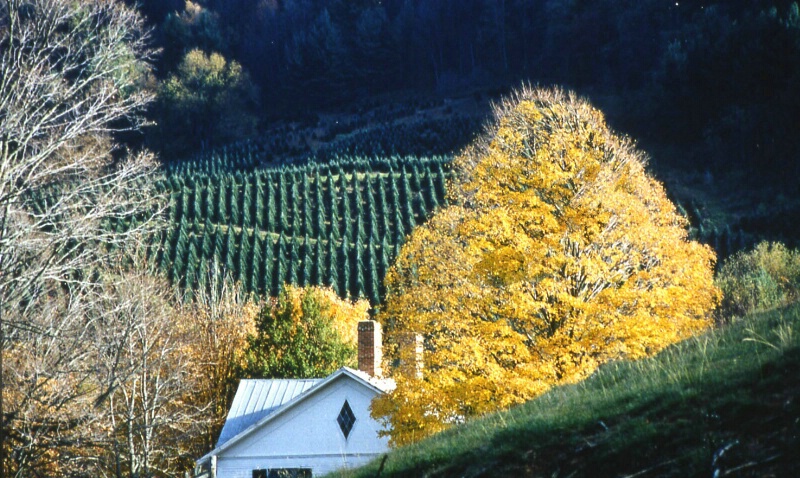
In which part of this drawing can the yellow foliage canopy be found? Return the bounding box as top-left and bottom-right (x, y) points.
(372, 87), (720, 446)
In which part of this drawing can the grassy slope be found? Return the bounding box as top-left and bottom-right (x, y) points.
(330, 305), (800, 478)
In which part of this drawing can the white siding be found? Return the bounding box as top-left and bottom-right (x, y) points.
(215, 375), (388, 478)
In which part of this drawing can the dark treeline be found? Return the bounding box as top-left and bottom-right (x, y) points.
(140, 0), (684, 101)
(133, 0), (800, 189)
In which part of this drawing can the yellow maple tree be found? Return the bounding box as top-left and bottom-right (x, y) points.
(372, 87), (720, 446)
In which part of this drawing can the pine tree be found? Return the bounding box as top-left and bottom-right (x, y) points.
(170, 175), (183, 195)
(390, 173), (405, 241)
(367, 233), (381, 303)
(341, 176), (353, 245)
(165, 188), (178, 225)
(170, 218), (189, 284)
(211, 224), (224, 266)
(434, 162), (447, 206)
(204, 181), (215, 222)
(275, 232), (287, 295)
(302, 173), (313, 238)
(366, 176), (379, 241)
(301, 238), (313, 287)
(313, 237), (325, 286)
(184, 236), (200, 291)
(329, 181), (342, 242)
(191, 215), (203, 236)
(238, 229), (252, 287)
(291, 178), (302, 239)
(353, 177), (366, 243)
(223, 225), (236, 277)
(377, 175), (391, 241)
(325, 169), (337, 235)
(255, 173), (265, 231)
(192, 182), (203, 222)
(216, 177), (228, 223)
(424, 170), (440, 211)
(221, 150), (229, 170)
(283, 235), (296, 286)
(314, 169), (325, 236)
(279, 173), (290, 233)
(242, 176), (253, 229)
(401, 165), (416, 229)
(380, 234), (391, 281)
(392, 238), (402, 260)
(200, 219), (214, 259)
(327, 238), (339, 294)
(229, 180), (240, 226)
(338, 235), (350, 300)
(179, 187), (189, 222)
(265, 173), (276, 231)
(410, 163), (422, 193)
(250, 233), (263, 294)
(156, 227), (173, 272)
(353, 236), (366, 300)
(353, 174), (364, 223)
(170, 213), (189, 260)
(262, 234), (274, 296)
(354, 209), (366, 247)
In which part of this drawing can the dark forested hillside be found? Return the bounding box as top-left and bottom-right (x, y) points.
(138, 1), (800, 187)
(134, 0), (800, 288)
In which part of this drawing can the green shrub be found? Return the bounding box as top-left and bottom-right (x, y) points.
(716, 241), (800, 319)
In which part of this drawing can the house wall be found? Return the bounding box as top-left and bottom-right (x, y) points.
(215, 376), (389, 478)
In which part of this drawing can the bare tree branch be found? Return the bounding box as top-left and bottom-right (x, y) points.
(0, 1), (167, 475)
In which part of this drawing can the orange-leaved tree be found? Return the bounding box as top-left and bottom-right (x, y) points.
(180, 278), (260, 453)
(372, 86), (720, 446)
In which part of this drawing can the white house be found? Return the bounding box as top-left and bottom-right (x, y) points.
(195, 321), (393, 478)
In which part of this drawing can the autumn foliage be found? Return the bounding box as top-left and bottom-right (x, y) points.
(242, 284), (370, 379)
(372, 87), (720, 446)
(182, 281), (260, 452)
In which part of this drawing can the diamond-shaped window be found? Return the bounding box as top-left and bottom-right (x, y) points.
(337, 400), (356, 439)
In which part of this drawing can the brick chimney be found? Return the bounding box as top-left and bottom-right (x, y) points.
(397, 332), (424, 379)
(357, 320), (382, 377)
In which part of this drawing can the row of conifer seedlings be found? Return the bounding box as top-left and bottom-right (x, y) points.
(152, 156), (450, 303)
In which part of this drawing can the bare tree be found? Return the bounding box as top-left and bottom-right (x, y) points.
(2, 266), (214, 476)
(184, 271), (258, 453)
(94, 269), (212, 477)
(0, 0), (164, 475)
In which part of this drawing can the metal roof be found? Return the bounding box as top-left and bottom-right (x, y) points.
(200, 368), (395, 464)
(216, 378), (322, 447)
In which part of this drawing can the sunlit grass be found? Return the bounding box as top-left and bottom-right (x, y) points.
(328, 304), (800, 477)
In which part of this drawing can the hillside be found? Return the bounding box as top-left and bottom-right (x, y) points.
(153, 155), (449, 302)
(7, 1), (800, 475)
(150, 103), (489, 302)
(150, 94), (776, 304)
(139, 0), (800, 302)
(329, 305), (800, 477)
